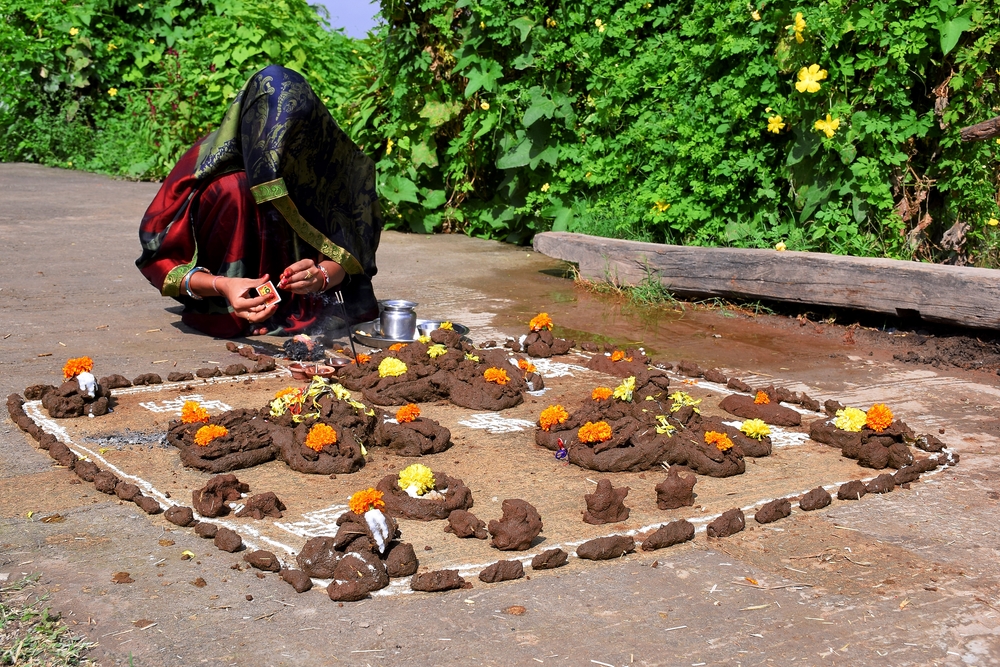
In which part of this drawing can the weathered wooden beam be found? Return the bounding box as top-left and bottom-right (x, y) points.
(960, 115), (1000, 142)
(533, 231), (1000, 330)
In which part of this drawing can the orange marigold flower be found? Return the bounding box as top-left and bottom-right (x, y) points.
(396, 403), (420, 423)
(180, 400), (210, 424)
(484, 367), (510, 385)
(704, 430), (734, 451)
(304, 423), (338, 452)
(578, 421), (613, 443)
(354, 353), (372, 365)
(865, 403), (894, 433)
(62, 356), (94, 380)
(518, 359), (536, 374)
(754, 390), (770, 405)
(529, 312), (553, 331)
(610, 350), (626, 362)
(274, 387), (302, 400)
(349, 487), (385, 515)
(592, 386), (613, 401)
(388, 343), (407, 352)
(539, 404), (569, 431)
(194, 424), (228, 447)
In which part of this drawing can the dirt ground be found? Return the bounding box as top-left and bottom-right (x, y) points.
(3, 163), (1000, 667)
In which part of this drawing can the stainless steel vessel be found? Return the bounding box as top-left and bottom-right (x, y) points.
(378, 300), (418, 340)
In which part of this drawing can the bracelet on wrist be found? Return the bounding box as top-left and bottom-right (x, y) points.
(183, 267), (210, 300)
(317, 264), (330, 292)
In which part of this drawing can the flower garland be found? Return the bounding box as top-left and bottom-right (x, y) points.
(464, 352), (480, 362)
(180, 400), (210, 424)
(304, 423), (337, 452)
(396, 403), (420, 423)
(578, 421), (613, 443)
(529, 313), (553, 331)
(592, 386), (613, 401)
(349, 488), (385, 515)
(378, 357), (408, 378)
(269, 387), (304, 418)
(833, 407), (866, 432)
(865, 404), (893, 433)
(704, 430), (734, 451)
(484, 367), (510, 385)
(539, 405), (569, 431)
(740, 419), (770, 440)
(398, 463), (435, 496)
(62, 356), (93, 380)
(754, 390), (770, 405)
(194, 424), (228, 447)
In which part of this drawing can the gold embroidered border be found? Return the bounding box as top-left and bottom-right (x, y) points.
(250, 178), (289, 204)
(163, 248), (199, 298)
(270, 196), (364, 275)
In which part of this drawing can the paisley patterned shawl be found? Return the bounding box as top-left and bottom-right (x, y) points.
(137, 65), (382, 296)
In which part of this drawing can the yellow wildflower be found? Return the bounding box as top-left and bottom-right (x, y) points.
(740, 418), (771, 440)
(386, 138), (394, 155)
(988, 218), (999, 227)
(480, 21), (485, 29)
(378, 357), (408, 378)
(149, 38), (154, 44)
(775, 241), (787, 251)
(107, 42), (117, 51)
(595, 18), (603, 27)
(398, 463), (435, 496)
(653, 201), (670, 213)
(795, 64), (827, 94)
(751, 10), (761, 20)
(786, 12), (805, 43)
(541, 183), (550, 192)
(546, 18), (557, 28)
(767, 115), (785, 134)
(69, 27), (79, 36)
(834, 407), (867, 432)
(108, 88), (118, 97)
(612, 376), (636, 402)
(814, 114), (840, 138)
(480, 101), (490, 111)
(427, 344), (448, 358)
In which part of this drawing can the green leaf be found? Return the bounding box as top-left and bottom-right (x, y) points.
(496, 136), (532, 169)
(939, 15), (972, 56)
(419, 99), (462, 127)
(464, 59), (503, 97)
(379, 174), (420, 205)
(523, 93), (556, 127)
(422, 189), (447, 209)
(509, 16), (534, 43)
(411, 141), (439, 168)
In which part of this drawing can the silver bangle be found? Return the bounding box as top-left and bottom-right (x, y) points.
(317, 264), (330, 292)
(184, 267), (210, 300)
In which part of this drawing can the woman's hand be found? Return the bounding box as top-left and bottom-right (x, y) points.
(278, 259), (327, 294)
(216, 274), (278, 323)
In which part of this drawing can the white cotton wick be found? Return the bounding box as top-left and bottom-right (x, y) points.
(518, 334), (528, 347)
(76, 372), (97, 399)
(404, 484), (423, 498)
(364, 508), (390, 554)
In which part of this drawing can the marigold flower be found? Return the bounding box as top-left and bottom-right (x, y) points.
(418, 335), (432, 344)
(539, 404), (569, 431)
(578, 421), (613, 444)
(354, 353), (372, 365)
(613, 376), (636, 402)
(655, 415), (676, 436)
(398, 463), (435, 496)
(705, 430), (734, 451)
(592, 386), (613, 401)
(484, 367), (510, 385)
(181, 400), (210, 424)
(610, 350), (626, 362)
(388, 343), (407, 352)
(378, 357), (408, 378)
(669, 391), (701, 413)
(814, 114), (840, 138)
(304, 423), (337, 452)
(274, 387), (301, 400)
(865, 403), (894, 433)
(194, 424), (228, 446)
(349, 488), (385, 515)
(518, 359), (536, 374)
(754, 390), (770, 405)
(767, 115), (785, 134)
(439, 321), (454, 330)
(786, 12), (806, 43)
(396, 403), (420, 423)
(834, 407), (867, 432)
(529, 313), (554, 331)
(740, 419), (771, 440)
(427, 344), (448, 358)
(62, 356), (94, 380)
(795, 64), (827, 94)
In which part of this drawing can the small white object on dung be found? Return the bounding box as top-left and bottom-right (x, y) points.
(76, 371), (97, 398)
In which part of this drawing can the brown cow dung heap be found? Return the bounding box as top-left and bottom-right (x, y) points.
(505, 329), (575, 358)
(30, 379), (113, 419)
(377, 471), (474, 521)
(719, 387), (803, 427)
(582, 479), (630, 525)
(489, 499), (543, 551)
(339, 329), (530, 410)
(372, 414), (453, 457)
(809, 417), (947, 472)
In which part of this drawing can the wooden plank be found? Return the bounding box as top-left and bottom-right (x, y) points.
(533, 231), (1000, 330)
(961, 115), (1000, 142)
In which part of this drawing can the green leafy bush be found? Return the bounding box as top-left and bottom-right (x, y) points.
(353, 0), (1000, 263)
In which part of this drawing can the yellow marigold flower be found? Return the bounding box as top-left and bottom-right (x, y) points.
(814, 114), (840, 138)
(795, 64), (827, 94)
(740, 418), (771, 440)
(669, 391), (701, 413)
(578, 420), (612, 444)
(480, 101), (490, 111)
(427, 344), (448, 358)
(398, 463), (435, 496)
(439, 321), (454, 330)
(529, 313), (554, 331)
(62, 356), (94, 380)
(388, 343), (407, 352)
(518, 359), (536, 373)
(767, 115), (785, 134)
(69, 27), (79, 36)
(655, 415), (676, 436)
(418, 335), (432, 344)
(988, 218), (999, 227)
(108, 88), (118, 97)
(705, 430), (734, 451)
(613, 376), (636, 402)
(865, 403), (894, 433)
(396, 403), (420, 423)
(775, 241), (787, 251)
(194, 424), (228, 447)
(181, 400), (210, 424)
(786, 12), (805, 43)
(546, 17), (557, 27)
(539, 404), (569, 431)
(833, 407), (867, 432)
(349, 488), (385, 515)
(592, 386), (613, 401)
(354, 353), (372, 365)
(464, 352), (480, 362)
(541, 183), (550, 192)
(378, 357), (408, 378)
(484, 367), (510, 385)
(304, 423), (337, 452)
(754, 390), (770, 405)
(751, 10), (761, 20)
